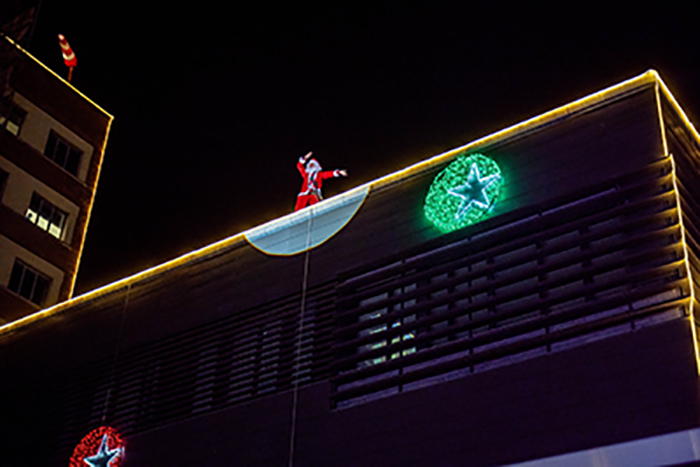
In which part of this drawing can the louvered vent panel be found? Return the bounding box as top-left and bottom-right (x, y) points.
(3, 282), (336, 458)
(332, 160), (689, 408)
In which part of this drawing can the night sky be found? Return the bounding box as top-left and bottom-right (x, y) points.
(22, 3), (700, 295)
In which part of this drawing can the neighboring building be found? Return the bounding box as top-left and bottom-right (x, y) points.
(0, 71), (699, 466)
(0, 35), (112, 322)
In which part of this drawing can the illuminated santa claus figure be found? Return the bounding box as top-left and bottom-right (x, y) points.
(295, 151), (348, 211)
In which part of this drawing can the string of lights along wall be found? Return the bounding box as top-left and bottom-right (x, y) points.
(424, 153), (503, 233)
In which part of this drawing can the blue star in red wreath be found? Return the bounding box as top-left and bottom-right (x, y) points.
(83, 434), (122, 467)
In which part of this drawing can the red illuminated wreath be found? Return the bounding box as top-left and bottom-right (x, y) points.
(69, 426), (125, 467)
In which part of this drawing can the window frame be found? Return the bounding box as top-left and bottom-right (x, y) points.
(0, 96), (26, 136)
(8, 259), (51, 306)
(43, 130), (83, 176)
(25, 192), (68, 240)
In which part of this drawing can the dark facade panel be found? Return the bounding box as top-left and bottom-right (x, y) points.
(0, 129), (92, 207)
(307, 85), (664, 279)
(660, 91), (700, 356)
(331, 159), (685, 406)
(107, 319), (699, 466)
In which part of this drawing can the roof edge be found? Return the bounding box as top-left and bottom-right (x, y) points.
(2, 35), (113, 120)
(0, 70), (670, 338)
(656, 74), (700, 148)
(370, 70), (659, 191)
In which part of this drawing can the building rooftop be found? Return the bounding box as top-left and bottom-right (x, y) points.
(3, 68), (700, 465)
(1, 69), (697, 338)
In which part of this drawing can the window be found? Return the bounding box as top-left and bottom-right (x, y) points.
(357, 286), (417, 368)
(0, 96), (26, 136)
(8, 260), (50, 305)
(44, 131), (82, 176)
(25, 193), (67, 240)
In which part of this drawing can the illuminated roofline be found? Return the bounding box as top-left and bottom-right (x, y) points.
(655, 76), (699, 373)
(656, 76), (700, 150)
(0, 230), (252, 335)
(69, 114), (114, 298)
(369, 70), (660, 191)
(2, 35), (113, 119)
(1, 70), (690, 337)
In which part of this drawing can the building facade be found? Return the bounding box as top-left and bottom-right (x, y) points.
(0, 35), (112, 322)
(0, 71), (698, 466)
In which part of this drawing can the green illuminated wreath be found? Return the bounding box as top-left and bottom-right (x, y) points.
(424, 153), (502, 233)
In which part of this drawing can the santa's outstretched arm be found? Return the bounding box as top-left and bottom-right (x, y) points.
(297, 151), (313, 175)
(319, 168), (348, 180)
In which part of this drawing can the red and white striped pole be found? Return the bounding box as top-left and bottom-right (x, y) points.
(58, 34), (77, 82)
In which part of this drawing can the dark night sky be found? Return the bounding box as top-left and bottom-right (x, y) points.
(21, 3), (700, 295)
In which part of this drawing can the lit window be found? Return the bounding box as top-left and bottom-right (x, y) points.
(44, 131), (82, 176)
(357, 287), (417, 368)
(26, 193), (67, 240)
(0, 97), (26, 136)
(8, 260), (50, 305)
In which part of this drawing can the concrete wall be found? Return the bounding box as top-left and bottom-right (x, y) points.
(0, 156), (80, 243)
(13, 92), (94, 182)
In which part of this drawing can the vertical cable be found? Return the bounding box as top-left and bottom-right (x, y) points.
(288, 212), (313, 467)
(102, 282), (130, 423)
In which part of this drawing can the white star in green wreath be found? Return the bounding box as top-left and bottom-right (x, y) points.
(447, 162), (500, 220)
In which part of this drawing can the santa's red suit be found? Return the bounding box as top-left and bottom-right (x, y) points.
(295, 157), (343, 211)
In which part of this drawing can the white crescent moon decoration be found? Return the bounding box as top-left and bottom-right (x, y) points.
(245, 185), (370, 256)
